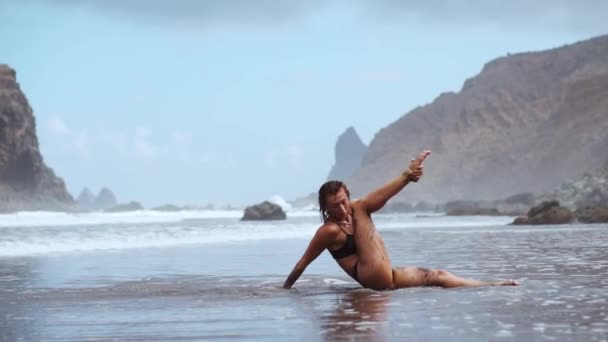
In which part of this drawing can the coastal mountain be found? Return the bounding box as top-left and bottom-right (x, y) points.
(327, 126), (367, 181)
(347, 35), (608, 203)
(0, 65), (75, 212)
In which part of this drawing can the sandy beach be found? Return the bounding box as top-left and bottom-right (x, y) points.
(1, 212), (607, 341)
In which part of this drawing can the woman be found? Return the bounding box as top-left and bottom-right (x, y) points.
(283, 150), (519, 290)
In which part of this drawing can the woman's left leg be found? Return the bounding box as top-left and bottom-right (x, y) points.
(391, 267), (519, 288)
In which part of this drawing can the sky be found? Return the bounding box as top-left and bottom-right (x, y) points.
(2, 1), (607, 207)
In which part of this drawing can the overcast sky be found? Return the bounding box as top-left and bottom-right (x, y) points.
(2, 1), (607, 206)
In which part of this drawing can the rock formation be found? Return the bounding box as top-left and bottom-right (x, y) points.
(347, 35), (608, 204)
(0, 65), (75, 212)
(77, 187), (95, 209)
(241, 201), (286, 221)
(327, 126), (367, 181)
(512, 200), (574, 225)
(93, 187), (117, 210)
(76, 186), (119, 211)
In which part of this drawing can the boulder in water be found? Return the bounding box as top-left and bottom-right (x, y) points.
(327, 126), (367, 181)
(241, 201), (286, 221)
(512, 200), (573, 225)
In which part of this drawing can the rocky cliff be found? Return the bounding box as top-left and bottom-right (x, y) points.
(0, 65), (75, 212)
(327, 126), (367, 181)
(348, 35), (608, 203)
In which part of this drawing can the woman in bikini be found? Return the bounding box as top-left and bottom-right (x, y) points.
(283, 150), (519, 290)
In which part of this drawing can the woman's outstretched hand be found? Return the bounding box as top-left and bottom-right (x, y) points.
(407, 150), (431, 182)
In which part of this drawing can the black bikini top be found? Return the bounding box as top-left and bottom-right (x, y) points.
(329, 233), (356, 259)
(328, 210), (357, 259)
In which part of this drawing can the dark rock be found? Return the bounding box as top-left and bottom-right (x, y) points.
(527, 207), (574, 225)
(104, 201), (144, 212)
(528, 200), (560, 218)
(512, 200), (573, 225)
(574, 206), (608, 223)
(0, 64), (76, 212)
(241, 201), (286, 221)
(327, 126), (367, 181)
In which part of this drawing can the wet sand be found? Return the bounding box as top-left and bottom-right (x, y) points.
(1, 215), (607, 341)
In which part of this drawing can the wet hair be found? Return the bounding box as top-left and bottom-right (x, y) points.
(318, 180), (350, 222)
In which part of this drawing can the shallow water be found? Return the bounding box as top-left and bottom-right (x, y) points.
(1, 212), (607, 341)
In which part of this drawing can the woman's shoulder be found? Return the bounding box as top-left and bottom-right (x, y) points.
(350, 199), (366, 212)
(318, 221), (342, 237)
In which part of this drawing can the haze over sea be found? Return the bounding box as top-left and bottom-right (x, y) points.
(1, 209), (607, 341)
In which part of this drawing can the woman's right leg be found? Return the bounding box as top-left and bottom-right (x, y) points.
(351, 204), (394, 289)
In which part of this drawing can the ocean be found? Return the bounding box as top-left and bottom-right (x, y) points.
(1, 210), (607, 341)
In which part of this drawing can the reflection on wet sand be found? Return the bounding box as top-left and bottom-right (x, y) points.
(321, 290), (391, 341)
(0, 259), (37, 342)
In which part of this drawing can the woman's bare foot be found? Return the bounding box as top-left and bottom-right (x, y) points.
(492, 279), (520, 286)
